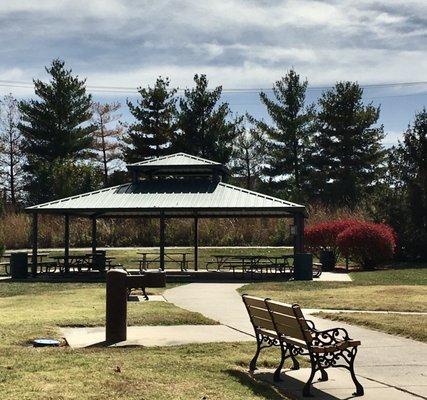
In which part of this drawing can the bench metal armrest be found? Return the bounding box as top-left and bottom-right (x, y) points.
(310, 327), (352, 346)
(305, 319), (316, 330)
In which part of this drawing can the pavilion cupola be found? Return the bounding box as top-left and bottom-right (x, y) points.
(126, 153), (229, 182)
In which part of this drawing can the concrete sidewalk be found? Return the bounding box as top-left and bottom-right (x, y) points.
(164, 283), (427, 399)
(61, 325), (252, 348)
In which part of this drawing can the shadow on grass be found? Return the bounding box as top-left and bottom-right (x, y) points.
(225, 369), (289, 400)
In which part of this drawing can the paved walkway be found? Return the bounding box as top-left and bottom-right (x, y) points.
(61, 325), (252, 348)
(164, 283), (427, 399)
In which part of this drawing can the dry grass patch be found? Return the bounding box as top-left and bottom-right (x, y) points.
(239, 268), (427, 312)
(316, 312), (427, 343)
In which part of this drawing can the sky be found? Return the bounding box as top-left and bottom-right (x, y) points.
(0, 0), (426, 146)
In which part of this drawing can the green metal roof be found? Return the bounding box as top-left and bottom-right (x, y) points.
(127, 153), (228, 176)
(26, 178), (305, 218)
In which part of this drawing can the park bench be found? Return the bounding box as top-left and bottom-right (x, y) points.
(242, 295), (363, 397)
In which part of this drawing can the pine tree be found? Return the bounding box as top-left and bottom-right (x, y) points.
(249, 69), (315, 200)
(19, 59), (96, 203)
(0, 94), (23, 206)
(310, 81), (385, 207)
(174, 74), (240, 164)
(123, 77), (177, 163)
(392, 108), (427, 259)
(92, 102), (123, 186)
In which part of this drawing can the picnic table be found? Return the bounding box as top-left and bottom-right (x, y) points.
(52, 253), (119, 273)
(136, 251), (191, 272)
(207, 254), (293, 278)
(2, 252), (53, 274)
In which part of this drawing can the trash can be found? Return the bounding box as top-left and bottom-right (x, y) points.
(319, 250), (336, 271)
(10, 252), (28, 279)
(294, 253), (313, 281)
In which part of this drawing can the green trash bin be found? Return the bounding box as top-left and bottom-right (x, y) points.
(294, 253), (313, 281)
(10, 252), (28, 279)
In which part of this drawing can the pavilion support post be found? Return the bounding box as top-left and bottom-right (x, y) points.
(91, 216), (97, 254)
(160, 213), (165, 271)
(64, 214), (70, 274)
(31, 213), (38, 277)
(294, 213), (305, 255)
(194, 216), (199, 271)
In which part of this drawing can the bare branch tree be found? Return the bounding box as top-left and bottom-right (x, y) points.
(91, 102), (123, 186)
(0, 94), (24, 206)
(231, 120), (267, 190)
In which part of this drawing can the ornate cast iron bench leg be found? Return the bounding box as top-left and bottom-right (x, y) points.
(289, 344), (301, 371)
(273, 344), (288, 381)
(249, 333), (277, 372)
(274, 343), (303, 382)
(347, 347), (364, 396)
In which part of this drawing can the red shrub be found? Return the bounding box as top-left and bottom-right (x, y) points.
(337, 222), (396, 268)
(305, 220), (358, 255)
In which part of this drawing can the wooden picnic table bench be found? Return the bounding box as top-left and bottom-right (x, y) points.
(1, 252), (54, 275)
(52, 253), (122, 273)
(206, 254), (293, 278)
(242, 295), (363, 397)
(136, 251), (191, 272)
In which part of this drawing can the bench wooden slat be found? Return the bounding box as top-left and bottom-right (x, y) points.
(275, 321), (306, 341)
(247, 306), (271, 320)
(264, 300), (295, 316)
(242, 295), (267, 308)
(257, 328), (278, 339)
(251, 315), (275, 331)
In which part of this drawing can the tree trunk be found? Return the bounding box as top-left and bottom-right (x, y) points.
(245, 149), (251, 189)
(293, 135), (299, 190)
(8, 128), (15, 206)
(100, 125), (108, 187)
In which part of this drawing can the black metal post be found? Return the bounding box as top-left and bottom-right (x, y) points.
(194, 216), (199, 271)
(294, 213), (305, 255)
(64, 214), (70, 274)
(91, 216), (97, 254)
(31, 213), (38, 277)
(160, 213), (165, 271)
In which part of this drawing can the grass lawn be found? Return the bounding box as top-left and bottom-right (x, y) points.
(239, 267), (427, 342)
(239, 268), (427, 312)
(0, 281), (292, 400)
(315, 312), (427, 343)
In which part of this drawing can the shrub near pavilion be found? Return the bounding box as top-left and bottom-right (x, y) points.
(337, 222), (397, 269)
(305, 220), (357, 269)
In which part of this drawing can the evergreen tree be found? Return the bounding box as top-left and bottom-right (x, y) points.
(249, 69), (315, 200)
(19, 59), (95, 203)
(390, 108), (427, 259)
(0, 94), (24, 206)
(174, 74), (240, 164)
(310, 82), (385, 207)
(92, 101), (123, 186)
(123, 77), (177, 163)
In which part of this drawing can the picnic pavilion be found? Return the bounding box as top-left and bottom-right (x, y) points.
(26, 153), (306, 276)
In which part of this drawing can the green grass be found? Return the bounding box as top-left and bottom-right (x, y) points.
(315, 312), (427, 343)
(0, 281), (294, 399)
(239, 268), (427, 312)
